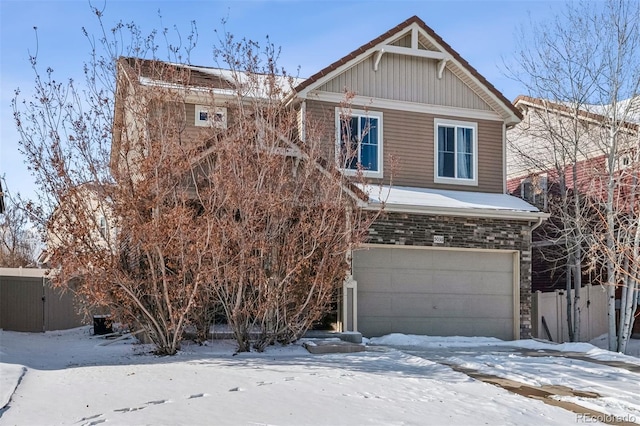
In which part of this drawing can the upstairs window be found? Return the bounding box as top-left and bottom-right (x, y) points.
(434, 118), (478, 186)
(336, 109), (383, 178)
(195, 105), (227, 129)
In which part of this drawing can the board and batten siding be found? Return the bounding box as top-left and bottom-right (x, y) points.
(305, 99), (504, 193)
(316, 53), (492, 112)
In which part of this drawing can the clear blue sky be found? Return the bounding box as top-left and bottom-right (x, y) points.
(0, 0), (562, 201)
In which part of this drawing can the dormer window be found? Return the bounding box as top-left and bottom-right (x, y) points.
(434, 118), (478, 186)
(195, 105), (227, 129)
(336, 108), (383, 179)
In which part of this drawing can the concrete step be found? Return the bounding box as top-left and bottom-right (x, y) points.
(303, 330), (363, 343)
(302, 339), (366, 354)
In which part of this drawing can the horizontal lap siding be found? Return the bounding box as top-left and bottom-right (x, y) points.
(183, 104), (210, 143)
(306, 100), (504, 193)
(305, 100), (338, 162)
(385, 110), (432, 187)
(475, 119), (504, 193)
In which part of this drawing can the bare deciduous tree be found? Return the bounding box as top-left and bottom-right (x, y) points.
(14, 8), (375, 354)
(0, 181), (39, 268)
(508, 0), (640, 351)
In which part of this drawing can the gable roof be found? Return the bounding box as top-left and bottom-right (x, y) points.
(293, 16), (522, 125)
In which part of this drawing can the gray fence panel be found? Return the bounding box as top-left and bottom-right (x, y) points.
(0, 275), (86, 332)
(0, 276), (45, 332)
(44, 284), (85, 331)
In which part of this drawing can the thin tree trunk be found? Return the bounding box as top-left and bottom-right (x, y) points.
(573, 244), (582, 342)
(619, 213), (640, 353)
(606, 128), (618, 352)
(566, 255), (575, 342)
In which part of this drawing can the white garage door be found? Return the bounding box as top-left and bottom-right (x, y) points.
(353, 246), (517, 340)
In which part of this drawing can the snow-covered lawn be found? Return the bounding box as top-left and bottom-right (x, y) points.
(1, 327), (639, 425)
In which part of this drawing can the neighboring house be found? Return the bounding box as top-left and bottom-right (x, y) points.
(112, 16), (547, 340)
(506, 95), (640, 337)
(43, 182), (116, 266)
(507, 95), (639, 292)
(54, 183), (116, 248)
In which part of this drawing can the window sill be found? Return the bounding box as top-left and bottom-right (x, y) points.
(434, 176), (478, 186)
(340, 168), (383, 179)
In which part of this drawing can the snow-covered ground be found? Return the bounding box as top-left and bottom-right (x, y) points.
(1, 327), (639, 425)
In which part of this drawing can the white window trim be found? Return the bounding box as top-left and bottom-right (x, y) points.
(335, 108), (383, 179)
(99, 216), (108, 239)
(195, 105), (227, 129)
(434, 118), (478, 186)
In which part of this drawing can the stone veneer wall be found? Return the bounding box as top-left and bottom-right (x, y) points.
(366, 211), (534, 339)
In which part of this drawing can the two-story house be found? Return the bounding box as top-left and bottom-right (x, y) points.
(112, 16), (546, 340)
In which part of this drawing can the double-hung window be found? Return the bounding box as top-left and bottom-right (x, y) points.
(434, 118), (478, 186)
(336, 109), (383, 178)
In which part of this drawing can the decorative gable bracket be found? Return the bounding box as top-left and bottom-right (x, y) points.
(373, 27), (450, 79)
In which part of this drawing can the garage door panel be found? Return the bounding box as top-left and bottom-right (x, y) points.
(359, 271), (513, 295)
(358, 292), (393, 316)
(391, 294), (513, 318)
(354, 247), (516, 340)
(388, 271), (434, 292)
(431, 271), (513, 295)
(431, 250), (513, 272)
(352, 248), (389, 267)
(359, 317), (513, 339)
(353, 269), (392, 292)
(389, 249), (435, 269)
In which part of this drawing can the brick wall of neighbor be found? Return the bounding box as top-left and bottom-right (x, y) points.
(366, 212), (534, 339)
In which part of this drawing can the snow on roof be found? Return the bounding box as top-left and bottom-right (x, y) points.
(551, 96), (640, 125)
(181, 64), (306, 89)
(583, 97), (640, 124)
(141, 63), (306, 99)
(360, 184), (540, 213)
(138, 76), (237, 96)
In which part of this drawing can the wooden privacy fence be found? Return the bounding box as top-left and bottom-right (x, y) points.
(531, 285), (608, 343)
(0, 268), (85, 332)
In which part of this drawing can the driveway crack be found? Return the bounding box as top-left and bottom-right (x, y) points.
(0, 366), (27, 419)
